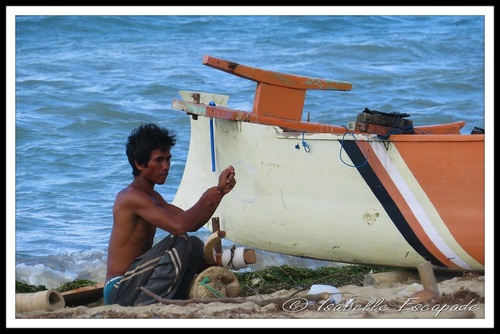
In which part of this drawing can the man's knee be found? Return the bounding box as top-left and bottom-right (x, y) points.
(189, 235), (204, 255)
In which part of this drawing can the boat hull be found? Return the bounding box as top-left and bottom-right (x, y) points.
(173, 115), (484, 271)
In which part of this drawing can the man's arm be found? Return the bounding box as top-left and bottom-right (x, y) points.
(184, 165), (237, 231)
(136, 166), (236, 235)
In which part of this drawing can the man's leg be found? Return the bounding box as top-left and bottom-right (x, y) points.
(108, 234), (195, 306)
(173, 235), (205, 299)
(131, 234), (204, 305)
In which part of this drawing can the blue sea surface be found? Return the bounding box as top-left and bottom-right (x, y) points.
(9, 9), (491, 290)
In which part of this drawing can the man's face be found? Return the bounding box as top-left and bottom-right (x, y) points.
(141, 148), (171, 185)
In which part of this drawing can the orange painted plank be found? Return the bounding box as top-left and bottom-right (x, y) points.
(202, 55), (352, 121)
(202, 55), (352, 91)
(414, 121), (465, 134)
(205, 105), (347, 133)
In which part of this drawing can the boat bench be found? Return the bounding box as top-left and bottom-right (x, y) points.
(202, 55), (352, 122)
(171, 55), (466, 135)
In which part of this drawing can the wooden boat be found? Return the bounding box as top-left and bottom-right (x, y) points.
(171, 55), (484, 272)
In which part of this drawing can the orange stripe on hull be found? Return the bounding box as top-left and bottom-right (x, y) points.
(393, 137), (485, 265)
(355, 141), (461, 269)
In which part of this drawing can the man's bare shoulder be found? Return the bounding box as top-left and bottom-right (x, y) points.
(114, 184), (151, 206)
(112, 185), (153, 231)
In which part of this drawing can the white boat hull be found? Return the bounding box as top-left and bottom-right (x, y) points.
(173, 115), (484, 271)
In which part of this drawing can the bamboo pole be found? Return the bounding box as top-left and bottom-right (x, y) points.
(16, 289), (65, 312)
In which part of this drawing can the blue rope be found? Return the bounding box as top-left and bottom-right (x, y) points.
(301, 132), (310, 153)
(339, 126), (368, 168)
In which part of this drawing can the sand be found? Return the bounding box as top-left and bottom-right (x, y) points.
(11, 272), (492, 328)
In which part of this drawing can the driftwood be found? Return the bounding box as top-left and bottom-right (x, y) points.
(140, 286), (330, 307)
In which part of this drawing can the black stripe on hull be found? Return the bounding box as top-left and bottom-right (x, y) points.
(341, 140), (446, 268)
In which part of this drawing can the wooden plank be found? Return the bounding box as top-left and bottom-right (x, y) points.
(61, 281), (104, 306)
(178, 90), (229, 107)
(356, 112), (413, 128)
(355, 122), (415, 136)
(202, 55), (352, 91)
(202, 55), (351, 121)
(171, 99), (347, 134)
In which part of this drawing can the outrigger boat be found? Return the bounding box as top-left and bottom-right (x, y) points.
(171, 55), (484, 272)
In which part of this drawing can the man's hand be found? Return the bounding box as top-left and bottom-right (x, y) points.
(218, 165), (236, 195)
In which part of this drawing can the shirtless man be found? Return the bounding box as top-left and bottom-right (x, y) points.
(104, 123), (236, 306)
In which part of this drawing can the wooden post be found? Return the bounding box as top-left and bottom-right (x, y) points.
(417, 261), (440, 295)
(207, 216), (257, 268)
(211, 217), (222, 255)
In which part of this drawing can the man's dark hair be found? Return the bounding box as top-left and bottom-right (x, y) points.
(126, 123), (176, 177)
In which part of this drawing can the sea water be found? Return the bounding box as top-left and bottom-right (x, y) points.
(9, 8), (491, 289)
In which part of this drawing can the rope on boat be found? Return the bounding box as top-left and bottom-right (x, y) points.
(339, 125), (368, 168)
(301, 131), (310, 153)
(295, 132), (311, 152)
(376, 111), (416, 139)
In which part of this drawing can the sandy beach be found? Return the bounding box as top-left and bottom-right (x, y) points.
(11, 272), (492, 328)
